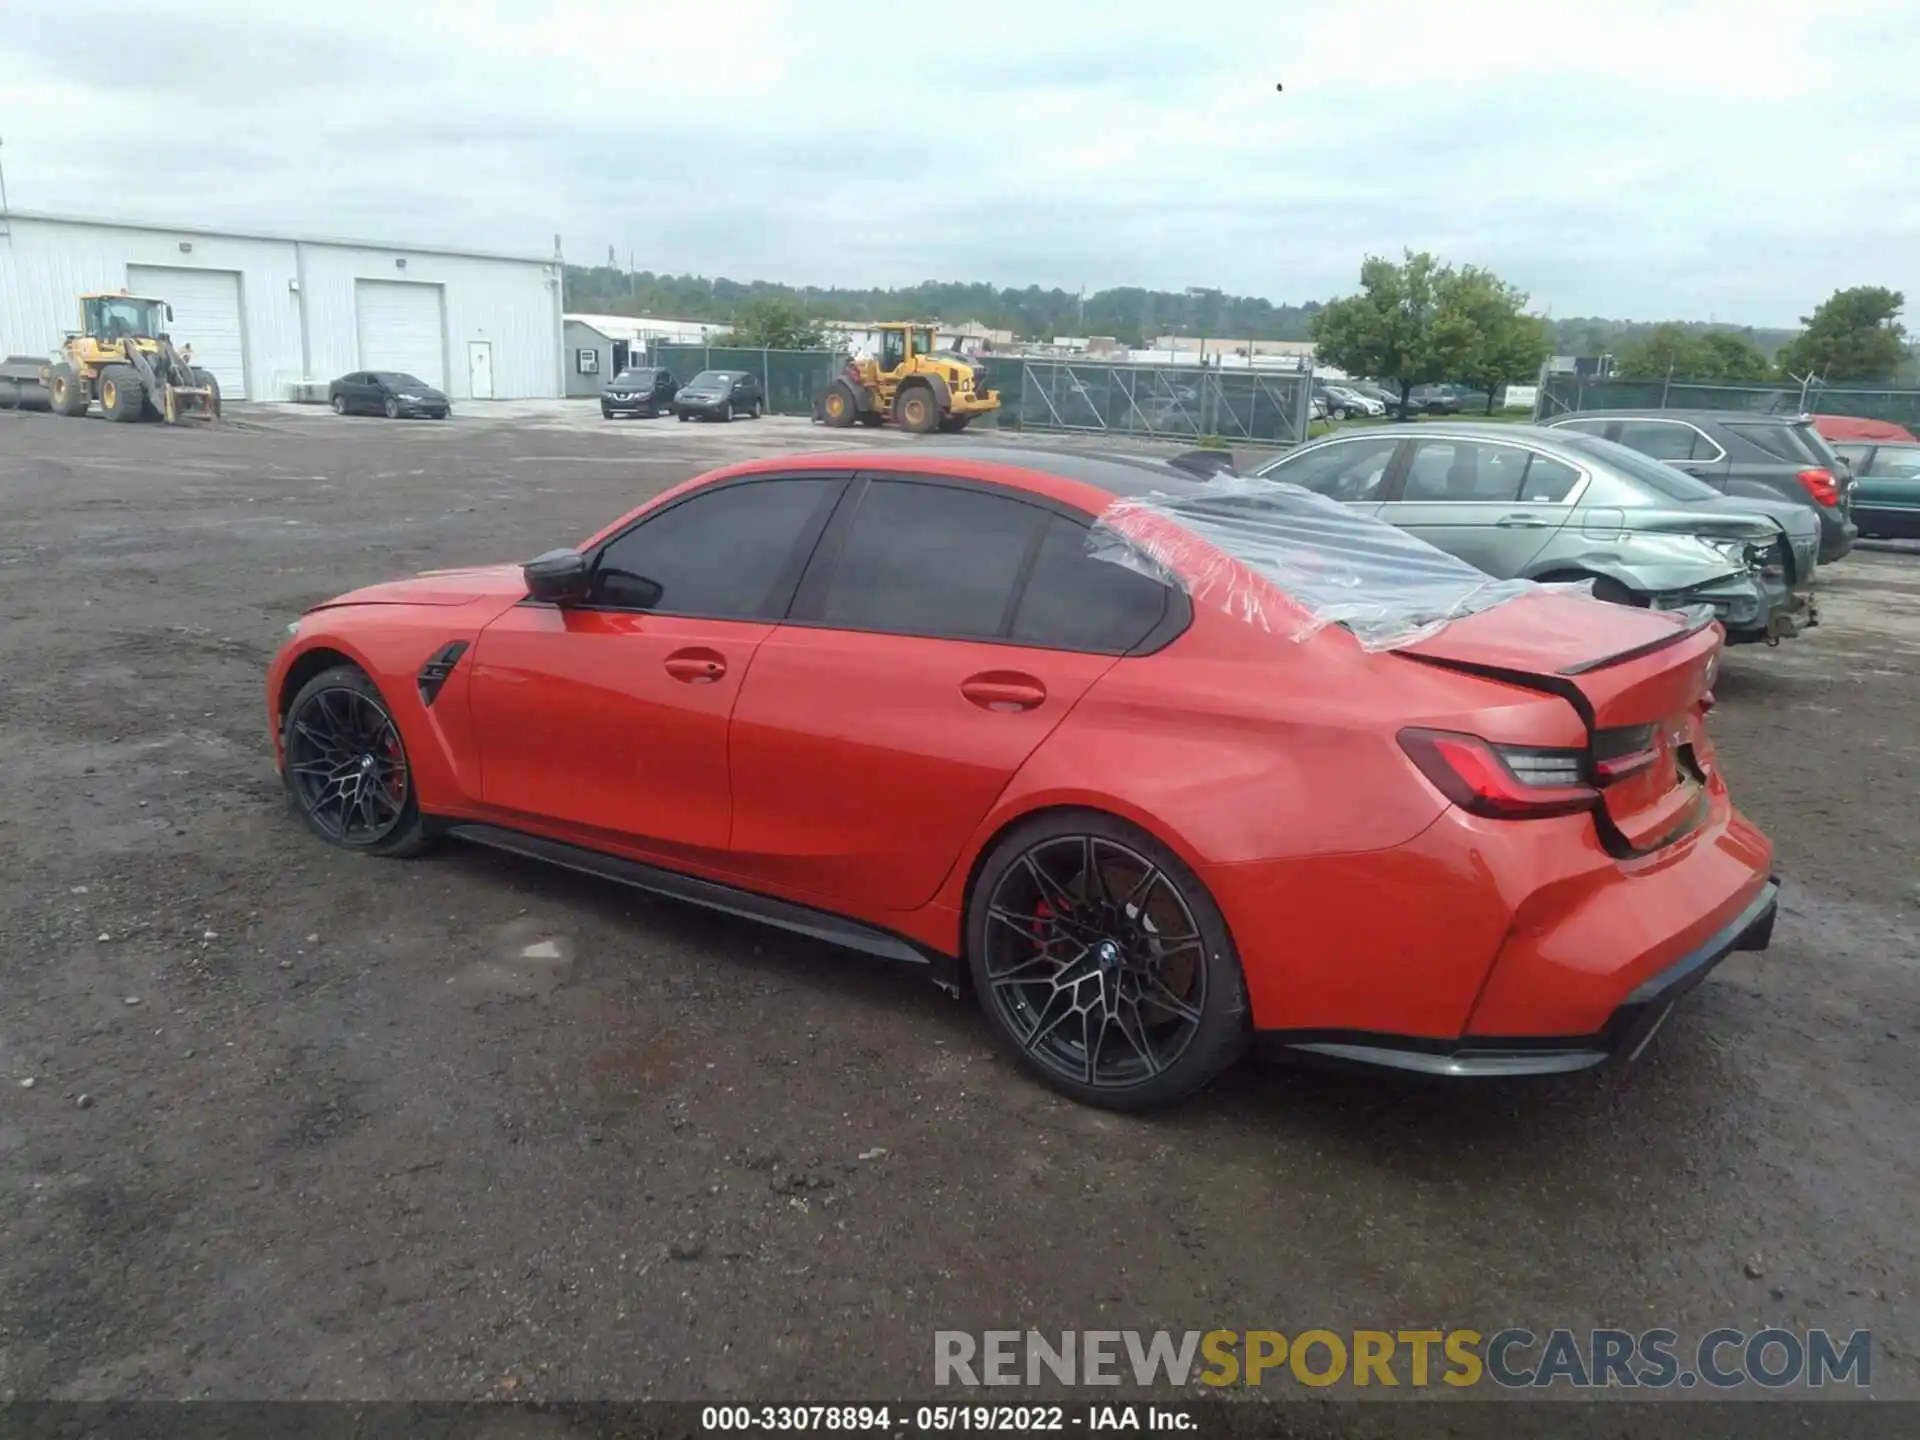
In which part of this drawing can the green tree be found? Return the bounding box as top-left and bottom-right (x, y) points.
(1310, 251), (1477, 415)
(1613, 322), (1707, 380)
(1435, 266), (1551, 414)
(1694, 329), (1773, 382)
(717, 296), (830, 350)
(1774, 286), (1909, 381)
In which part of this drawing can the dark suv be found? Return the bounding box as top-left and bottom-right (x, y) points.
(1544, 409), (1858, 563)
(601, 367), (677, 419)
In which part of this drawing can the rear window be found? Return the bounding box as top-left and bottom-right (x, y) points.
(1726, 421), (1833, 467)
(1555, 433), (1725, 501)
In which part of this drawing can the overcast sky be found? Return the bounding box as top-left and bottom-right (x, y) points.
(3, 1), (1915, 326)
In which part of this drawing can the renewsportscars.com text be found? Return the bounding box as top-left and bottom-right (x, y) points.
(933, 1328), (1871, 1390)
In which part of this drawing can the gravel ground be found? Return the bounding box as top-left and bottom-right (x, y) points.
(0, 402), (1914, 1421)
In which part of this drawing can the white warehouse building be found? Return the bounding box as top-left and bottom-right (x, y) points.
(0, 211), (565, 402)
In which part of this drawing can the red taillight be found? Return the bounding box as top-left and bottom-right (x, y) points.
(1397, 728), (1598, 819)
(1795, 467), (1839, 506)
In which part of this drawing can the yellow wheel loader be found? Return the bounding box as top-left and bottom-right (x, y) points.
(42, 292), (220, 424)
(818, 323), (998, 434)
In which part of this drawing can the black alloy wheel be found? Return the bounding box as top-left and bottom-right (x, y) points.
(281, 667), (426, 855)
(968, 815), (1247, 1109)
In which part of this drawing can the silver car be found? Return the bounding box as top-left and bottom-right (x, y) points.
(1252, 423), (1820, 644)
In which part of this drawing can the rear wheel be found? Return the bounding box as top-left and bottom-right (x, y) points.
(821, 381), (858, 428)
(99, 366), (145, 423)
(748, 398), (762, 419)
(332, 394), (349, 416)
(48, 364), (90, 417)
(281, 665), (428, 857)
(966, 812), (1249, 1110)
(896, 384), (940, 435)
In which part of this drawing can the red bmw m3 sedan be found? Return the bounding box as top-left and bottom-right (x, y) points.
(267, 445), (1776, 1109)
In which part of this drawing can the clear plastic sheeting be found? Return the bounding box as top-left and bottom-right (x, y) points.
(1087, 474), (1591, 651)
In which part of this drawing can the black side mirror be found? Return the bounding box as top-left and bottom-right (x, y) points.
(523, 548), (590, 604)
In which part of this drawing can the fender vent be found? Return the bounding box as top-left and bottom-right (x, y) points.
(416, 641), (469, 706)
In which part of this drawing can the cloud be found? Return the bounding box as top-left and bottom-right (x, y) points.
(1, 0), (1915, 324)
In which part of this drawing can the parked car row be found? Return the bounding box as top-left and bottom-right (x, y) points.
(1254, 422), (1821, 645)
(600, 366), (765, 422)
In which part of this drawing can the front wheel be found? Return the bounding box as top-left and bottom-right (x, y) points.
(966, 812), (1249, 1110)
(384, 397), (400, 419)
(281, 665), (428, 857)
(332, 394), (348, 416)
(896, 386), (940, 434)
(749, 398), (762, 419)
(1331, 405), (1350, 420)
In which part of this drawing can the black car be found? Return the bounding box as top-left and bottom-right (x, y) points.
(602, 366), (677, 419)
(1544, 409), (1859, 563)
(328, 371), (450, 419)
(672, 369), (764, 422)
(1405, 383), (1495, 416)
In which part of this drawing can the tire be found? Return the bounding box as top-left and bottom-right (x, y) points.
(677, 410), (689, 422)
(280, 665), (429, 858)
(48, 363), (90, 417)
(821, 381), (858, 428)
(749, 398), (762, 419)
(99, 366), (145, 423)
(601, 404), (614, 420)
(896, 384), (940, 435)
(189, 368), (221, 418)
(384, 397), (400, 419)
(332, 394), (348, 416)
(937, 415), (974, 433)
(1331, 405), (1350, 420)
(718, 402), (733, 423)
(965, 811), (1250, 1111)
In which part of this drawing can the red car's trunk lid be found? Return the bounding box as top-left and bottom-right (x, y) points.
(1398, 592), (1720, 852)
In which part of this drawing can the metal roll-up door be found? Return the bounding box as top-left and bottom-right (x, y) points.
(126, 265), (248, 399)
(355, 280), (447, 389)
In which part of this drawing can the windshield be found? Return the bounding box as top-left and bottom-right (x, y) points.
(86, 296), (166, 340)
(374, 372), (427, 388)
(612, 369), (656, 386)
(1087, 473), (1550, 651)
(689, 371), (731, 386)
(1556, 432), (1725, 501)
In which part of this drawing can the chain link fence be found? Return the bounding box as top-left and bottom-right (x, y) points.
(648, 344), (839, 418)
(1534, 374), (1920, 429)
(993, 360), (1314, 445)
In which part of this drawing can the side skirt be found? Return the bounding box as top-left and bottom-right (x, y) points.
(443, 821), (961, 992)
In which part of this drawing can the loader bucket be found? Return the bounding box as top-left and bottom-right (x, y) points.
(161, 383), (218, 425)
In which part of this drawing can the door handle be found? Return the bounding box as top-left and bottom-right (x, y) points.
(664, 648), (726, 684)
(1495, 513), (1550, 528)
(960, 673), (1046, 712)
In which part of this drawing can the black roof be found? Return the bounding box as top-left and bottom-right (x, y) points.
(868, 443), (1215, 498)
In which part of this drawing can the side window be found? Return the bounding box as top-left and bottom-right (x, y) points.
(1519, 454), (1582, 503)
(1550, 418), (1611, 438)
(590, 478), (837, 616)
(817, 481), (1042, 639)
(1400, 440), (1529, 502)
(1267, 437), (1401, 501)
(1615, 420), (1697, 461)
(1011, 514), (1170, 653)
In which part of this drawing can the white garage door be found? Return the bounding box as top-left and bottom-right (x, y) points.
(127, 265), (247, 399)
(355, 281), (446, 389)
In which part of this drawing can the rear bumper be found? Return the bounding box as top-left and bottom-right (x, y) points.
(1818, 508), (1858, 562)
(1256, 880), (1777, 1077)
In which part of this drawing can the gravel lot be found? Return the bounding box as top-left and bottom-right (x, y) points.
(1, 401), (1915, 1418)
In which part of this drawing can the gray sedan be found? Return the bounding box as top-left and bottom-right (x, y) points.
(1252, 423), (1820, 644)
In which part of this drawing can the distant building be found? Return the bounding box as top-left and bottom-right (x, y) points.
(0, 209), (565, 400)
(563, 312), (726, 396)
